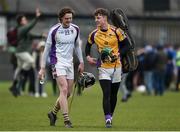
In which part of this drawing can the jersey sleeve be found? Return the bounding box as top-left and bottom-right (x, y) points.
(88, 29), (97, 45)
(74, 28), (84, 63)
(40, 28), (53, 68)
(87, 33), (93, 44)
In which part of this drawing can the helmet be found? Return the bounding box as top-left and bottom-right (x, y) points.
(76, 72), (95, 95)
(100, 47), (118, 63)
(78, 72), (95, 88)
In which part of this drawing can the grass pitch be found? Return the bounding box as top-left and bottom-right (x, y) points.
(0, 81), (180, 131)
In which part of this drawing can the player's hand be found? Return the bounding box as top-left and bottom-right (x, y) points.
(86, 56), (97, 65)
(38, 68), (45, 81)
(36, 8), (41, 18)
(78, 62), (84, 74)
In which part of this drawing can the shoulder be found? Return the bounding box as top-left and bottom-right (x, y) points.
(71, 23), (79, 28)
(89, 28), (98, 37)
(71, 23), (80, 30)
(109, 24), (124, 34)
(71, 23), (80, 35)
(88, 29), (98, 44)
(49, 23), (61, 34)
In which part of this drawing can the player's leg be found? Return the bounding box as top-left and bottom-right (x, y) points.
(48, 79), (73, 127)
(99, 79), (112, 128)
(48, 75), (70, 127)
(110, 82), (120, 116)
(48, 97), (60, 126)
(109, 67), (122, 126)
(67, 64), (74, 97)
(47, 65), (60, 126)
(48, 65), (73, 128)
(67, 79), (74, 97)
(62, 65), (74, 127)
(99, 67), (113, 128)
(56, 75), (73, 128)
(48, 79), (73, 113)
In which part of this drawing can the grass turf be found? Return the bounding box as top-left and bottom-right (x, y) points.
(0, 81), (180, 131)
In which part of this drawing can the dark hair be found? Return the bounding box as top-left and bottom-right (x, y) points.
(94, 8), (109, 17)
(58, 7), (74, 21)
(16, 14), (25, 25)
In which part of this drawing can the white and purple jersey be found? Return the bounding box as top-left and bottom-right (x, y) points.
(41, 23), (84, 68)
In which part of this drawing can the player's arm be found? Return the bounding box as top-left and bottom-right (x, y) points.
(85, 35), (96, 65)
(74, 38), (84, 64)
(38, 29), (52, 80)
(74, 29), (84, 73)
